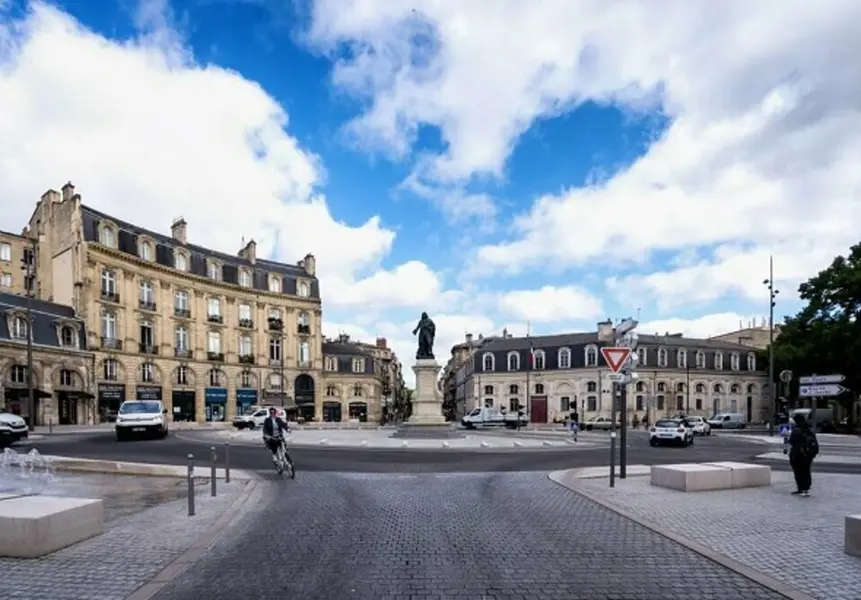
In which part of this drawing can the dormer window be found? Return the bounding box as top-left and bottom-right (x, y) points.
(207, 260), (221, 281)
(695, 351), (705, 369)
(746, 353), (756, 371)
(677, 350), (687, 369)
(585, 345), (598, 367)
(637, 347), (647, 366)
(715, 352), (723, 370)
(507, 351), (520, 371)
(239, 269), (252, 287)
(657, 348), (668, 367)
(352, 358), (366, 373)
(297, 280), (310, 297)
(533, 349), (546, 370)
(138, 239), (154, 261)
(174, 251), (188, 271)
(482, 352), (495, 372)
(325, 357), (337, 371)
(99, 224), (117, 247)
(269, 275), (281, 293)
(558, 347), (571, 369)
(730, 352), (740, 371)
(10, 315), (28, 340)
(61, 326), (75, 346)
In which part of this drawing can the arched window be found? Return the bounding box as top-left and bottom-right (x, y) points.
(635, 381), (645, 392)
(534, 383), (545, 395)
(730, 353), (740, 371)
(585, 345), (598, 367)
(695, 351), (705, 369)
(60, 326), (75, 346)
(483, 385), (494, 395)
(508, 384), (519, 394)
(713, 383), (723, 393)
(325, 385), (337, 396)
(657, 382), (667, 392)
(730, 383), (740, 394)
(558, 347), (571, 369)
(676, 382), (686, 392)
(695, 383), (705, 393)
(533, 350), (546, 370)
(677, 350), (687, 369)
(746, 353), (756, 371)
(657, 348), (668, 367)
(587, 381), (597, 392)
(507, 352), (519, 371)
(747, 383), (756, 394)
(353, 384), (363, 397)
(715, 352), (724, 370)
(482, 353), (495, 372)
(10, 316), (28, 339)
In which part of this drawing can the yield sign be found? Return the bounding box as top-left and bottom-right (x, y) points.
(601, 347), (631, 374)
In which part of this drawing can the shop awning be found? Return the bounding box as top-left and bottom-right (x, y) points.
(3, 388), (51, 399)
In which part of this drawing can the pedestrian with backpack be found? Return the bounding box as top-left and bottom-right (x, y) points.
(788, 413), (819, 496)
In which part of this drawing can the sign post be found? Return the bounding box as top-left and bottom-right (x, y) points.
(603, 321), (639, 480)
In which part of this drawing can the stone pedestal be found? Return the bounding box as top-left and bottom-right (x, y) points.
(390, 359), (463, 439)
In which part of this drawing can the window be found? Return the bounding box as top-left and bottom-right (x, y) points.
(509, 384), (519, 394)
(208, 261), (221, 280)
(676, 395), (684, 410)
(695, 398), (703, 410)
(635, 395), (644, 411)
(99, 227), (115, 247)
(482, 353), (494, 372)
(269, 337), (282, 362)
(11, 364), (27, 384)
(208, 369), (221, 387)
(139, 280), (154, 307)
(325, 356), (337, 371)
(268, 373), (281, 390)
(730, 353), (740, 371)
(637, 347), (647, 366)
(239, 334), (252, 356)
(635, 381), (645, 392)
(484, 397), (493, 408)
(298, 311), (310, 332)
(507, 352), (519, 371)
(141, 363), (154, 383)
(103, 359), (117, 380)
(297, 281), (310, 297)
(677, 350), (687, 369)
(695, 351), (705, 369)
(713, 383), (723, 394)
(656, 395), (665, 410)
(587, 396), (597, 411)
(695, 383), (705, 393)
(0, 273), (11, 288)
(140, 321), (154, 348)
(269, 276), (281, 293)
(175, 326), (188, 350)
(676, 382), (685, 392)
(176, 365), (189, 386)
(509, 398), (520, 411)
(139, 241), (153, 261)
(352, 358), (365, 373)
(746, 353), (756, 371)
(558, 348), (571, 369)
(326, 385), (337, 396)
(484, 385), (494, 395)
(174, 290), (189, 312)
(585, 345), (598, 367)
(730, 383), (740, 394)
(533, 350), (546, 370)
(239, 270), (251, 287)
(715, 352), (723, 370)
(174, 252), (188, 271)
(657, 382), (666, 392)
(207, 331), (221, 353)
(298, 341), (310, 365)
(268, 308), (282, 321)
(207, 297), (221, 317)
(534, 383), (545, 395)
(238, 303), (252, 322)
(560, 396), (571, 411)
(102, 311), (117, 339)
(0, 242), (10, 261)
(60, 326), (75, 346)
(657, 348), (668, 367)
(240, 370), (252, 388)
(101, 268), (116, 294)
(10, 316), (27, 339)
(747, 383), (756, 394)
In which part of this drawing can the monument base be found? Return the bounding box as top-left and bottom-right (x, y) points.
(391, 358), (463, 439)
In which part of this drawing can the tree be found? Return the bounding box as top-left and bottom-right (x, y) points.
(393, 388), (413, 422)
(770, 242), (861, 429)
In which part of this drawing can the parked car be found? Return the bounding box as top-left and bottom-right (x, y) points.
(115, 400), (169, 441)
(685, 415), (711, 436)
(708, 413), (746, 429)
(232, 406), (287, 429)
(583, 417), (619, 431)
(0, 412), (28, 449)
(461, 407), (528, 429)
(649, 418), (694, 446)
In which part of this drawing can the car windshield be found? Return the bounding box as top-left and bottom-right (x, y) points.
(655, 420), (679, 428)
(119, 401), (161, 414)
(469, 409), (481, 416)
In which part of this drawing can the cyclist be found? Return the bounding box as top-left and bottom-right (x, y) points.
(262, 407), (292, 467)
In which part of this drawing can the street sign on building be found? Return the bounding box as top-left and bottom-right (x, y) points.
(798, 374), (844, 385)
(601, 347), (632, 374)
(798, 384), (847, 397)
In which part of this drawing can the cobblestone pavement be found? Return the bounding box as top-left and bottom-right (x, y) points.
(573, 471), (861, 600)
(0, 479), (248, 599)
(154, 472), (782, 600)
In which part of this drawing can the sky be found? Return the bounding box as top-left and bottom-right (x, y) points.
(1, 0), (859, 387)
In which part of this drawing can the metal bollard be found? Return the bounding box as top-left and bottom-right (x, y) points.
(609, 432), (617, 488)
(187, 454), (195, 516)
(48, 418), (53, 435)
(210, 446), (217, 497)
(224, 441), (231, 484)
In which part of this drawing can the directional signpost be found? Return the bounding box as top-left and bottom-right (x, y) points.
(799, 384), (847, 398)
(799, 374), (844, 385)
(604, 319), (640, 483)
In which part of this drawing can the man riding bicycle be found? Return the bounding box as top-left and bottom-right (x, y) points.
(262, 407), (292, 467)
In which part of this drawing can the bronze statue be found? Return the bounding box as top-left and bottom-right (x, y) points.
(412, 312), (436, 360)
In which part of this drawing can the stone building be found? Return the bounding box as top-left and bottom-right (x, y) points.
(451, 320), (770, 425)
(321, 334), (404, 423)
(709, 321), (781, 351)
(0, 229), (34, 296)
(23, 182), (323, 424)
(0, 292), (94, 426)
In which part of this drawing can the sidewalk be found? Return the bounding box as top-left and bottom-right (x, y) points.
(552, 467), (861, 600)
(718, 432), (861, 447)
(756, 451), (861, 465)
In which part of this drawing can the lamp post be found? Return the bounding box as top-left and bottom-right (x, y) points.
(685, 364), (691, 414)
(763, 256), (779, 427)
(21, 238), (37, 431)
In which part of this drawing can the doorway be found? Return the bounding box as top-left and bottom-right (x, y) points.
(322, 402), (342, 422)
(529, 397), (548, 423)
(295, 374), (316, 422)
(57, 392), (79, 425)
(171, 391), (196, 422)
(348, 402), (368, 422)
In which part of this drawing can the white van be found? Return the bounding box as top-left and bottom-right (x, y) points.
(115, 400), (169, 441)
(707, 413), (746, 430)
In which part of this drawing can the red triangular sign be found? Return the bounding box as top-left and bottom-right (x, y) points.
(601, 347), (631, 373)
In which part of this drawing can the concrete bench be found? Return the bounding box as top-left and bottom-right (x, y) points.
(650, 463), (732, 492)
(0, 494), (104, 558)
(705, 461), (772, 488)
(846, 514), (861, 557)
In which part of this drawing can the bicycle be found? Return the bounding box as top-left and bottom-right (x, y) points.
(270, 436), (295, 479)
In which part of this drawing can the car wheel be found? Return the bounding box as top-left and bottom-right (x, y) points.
(247, 423), (255, 430)
(116, 431), (125, 442)
(649, 438), (658, 447)
(688, 435), (694, 446)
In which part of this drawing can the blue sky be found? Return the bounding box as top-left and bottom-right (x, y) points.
(1, 0), (859, 383)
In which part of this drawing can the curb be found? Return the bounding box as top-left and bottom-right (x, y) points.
(125, 476), (262, 600)
(548, 468), (814, 600)
(46, 455), (255, 480)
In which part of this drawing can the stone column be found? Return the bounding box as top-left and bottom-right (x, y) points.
(407, 359), (446, 425)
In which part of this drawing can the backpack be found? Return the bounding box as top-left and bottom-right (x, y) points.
(801, 430), (819, 458)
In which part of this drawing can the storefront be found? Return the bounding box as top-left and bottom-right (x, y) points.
(3, 388), (51, 426)
(136, 386), (162, 402)
(56, 391), (94, 425)
(348, 401), (368, 422)
(322, 401), (342, 422)
(294, 374), (316, 422)
(171, 390), (196, 422)
(97, 384), (125, 423)
(205, 387), (228, 422)
(236, 389), (257, 416)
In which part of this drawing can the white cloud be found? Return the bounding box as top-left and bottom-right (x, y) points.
(498, 285), (603, 324)
(639, 312), (766, 340)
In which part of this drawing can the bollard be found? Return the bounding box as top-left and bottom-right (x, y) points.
(210, 446), (217, 497)
(187, 454), (195, 516)
(48, 418), (53, 435)
(609, 432), (617, 488)
(224, 441), (231, 484)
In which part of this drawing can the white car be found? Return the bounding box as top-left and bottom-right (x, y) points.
(0, 412), (28, 448)
(685, 416), (711, 436)
(115, 400), (169, 441)
(649, 418), (694, 447)
(232, 406), (287, 429)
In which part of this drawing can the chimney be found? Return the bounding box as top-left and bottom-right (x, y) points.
(171, 217), (187, 244)
(41, 189), (61, 204)
(465, 333), (473, 343)
(61, 181), (75, 202)
(301, 253), (316, 276)
(239, 238), (257, 265)
(597, 319), (614, 342)
(376, 337), (388, 349)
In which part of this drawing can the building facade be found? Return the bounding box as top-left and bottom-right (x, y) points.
(321, 334), (403, 423)
(24, 183), (323, 424)
(0, 292), (94, 426)
(709, 322), (781, 350)
(452, 320), (770, 425)
(0, 229), (34, 296)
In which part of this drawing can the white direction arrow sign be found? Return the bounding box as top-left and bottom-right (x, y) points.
(799, 384), (847, 397)
(798, 374), (844, 385)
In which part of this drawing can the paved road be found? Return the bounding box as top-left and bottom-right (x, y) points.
(152, 471), (783, 600)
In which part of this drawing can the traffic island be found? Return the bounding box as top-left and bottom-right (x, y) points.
(650, 463), (732, 491)
(0, 493), (104, 558)
(846, 514), (861, 557)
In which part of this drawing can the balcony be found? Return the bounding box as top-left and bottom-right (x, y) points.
(100, 289), (120, 303)
(100, 337), (122, 350)
(207, 314), (224, 324)
(174, 307), (192, 318)
(139, 343), (159, 355)
(297, 324), (311, 335)
(269, 357), (282, 367)
(238, 318), (254, 329)
(267, 318), (283, 331)
(139, 299), (157, 311)
(207, 351), (224, 362)
(239, 354), (255, 365)
(174, 348), (193, 359)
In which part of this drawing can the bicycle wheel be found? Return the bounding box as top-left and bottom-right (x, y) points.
(285, 457), (295, 479)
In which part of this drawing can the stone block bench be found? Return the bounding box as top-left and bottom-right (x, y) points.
(0, 493), (104, 558)
(650, 462), (771, 492)
(846, 514), (861, 557)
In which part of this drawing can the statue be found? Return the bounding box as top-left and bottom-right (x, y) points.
(412, 312), (436, 360)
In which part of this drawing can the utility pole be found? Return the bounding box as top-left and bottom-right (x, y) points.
(21, 238), (37, 431)
(763, 256), (779, 429)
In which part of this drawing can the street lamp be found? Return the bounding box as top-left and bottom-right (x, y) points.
(685, 364), (691, 414)
(20, 238), (37, 431)
(763, 256), (779, 426)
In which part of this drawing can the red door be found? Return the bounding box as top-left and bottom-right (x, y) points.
(530, 397), (548, 423)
